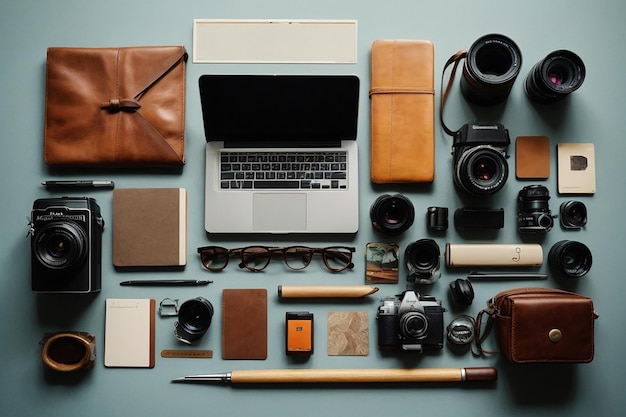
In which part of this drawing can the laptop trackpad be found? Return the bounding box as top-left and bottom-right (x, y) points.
(253, 193), (307, 231)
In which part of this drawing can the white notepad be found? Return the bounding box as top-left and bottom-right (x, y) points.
(104, 299), (155, 368)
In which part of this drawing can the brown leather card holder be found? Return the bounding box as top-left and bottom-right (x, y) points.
(516, 136), (550, 179)
(222, 289), (267, 360)
(44, 46), (187, 168)
(370, 39), (435, 183)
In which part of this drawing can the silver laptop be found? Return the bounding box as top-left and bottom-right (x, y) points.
(199, 74), (360, 234)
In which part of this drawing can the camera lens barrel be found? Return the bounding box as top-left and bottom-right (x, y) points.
(517, 185), (554, 233)
(174, 297), (214, 344)
(370, 194), (415, 235)
(405, 239), (441, 284)
(461, 33), (523, 105)
(525, 49), (586, 103)
(454, 145), (509, 197)
(548, 240), (592, 278)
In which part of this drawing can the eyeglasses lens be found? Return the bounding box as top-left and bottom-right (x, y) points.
(241, 247), (271, 271)
(324, 247), (354, 271)
(201, 247), (229, 271)
(283, 247), (313, 270)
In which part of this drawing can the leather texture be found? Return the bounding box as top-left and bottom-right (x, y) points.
(492, 288), (597, 363)
(44, 46), (187, 167)
(40, 331), (96, 372)
(222, 289), (267, 360)
(370, 39), (435, 183)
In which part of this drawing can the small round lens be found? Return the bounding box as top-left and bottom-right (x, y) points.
(474, 157), (497, 181)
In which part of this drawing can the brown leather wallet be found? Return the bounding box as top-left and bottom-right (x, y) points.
(222, 289), (267, 360)
(370, 39), (435, 183)
(44, 46), (187, 167)
(477, 287), (599, 363)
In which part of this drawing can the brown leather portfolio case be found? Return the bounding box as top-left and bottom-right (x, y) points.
(44, 46), (187, 167)
(222, 289), (267, 360)
(370, 39), (435, 183)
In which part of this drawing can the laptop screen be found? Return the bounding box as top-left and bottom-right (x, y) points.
(199, 75), (359, 144)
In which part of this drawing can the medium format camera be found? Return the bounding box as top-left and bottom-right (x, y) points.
(452, 123), (510, 197)
(517, 185), (554, 233)
(377, 290), (444, 352)
(30, 197), (104, 293)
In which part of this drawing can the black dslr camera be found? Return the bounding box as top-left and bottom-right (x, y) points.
(30, 197), (104, 293)
(376, 290), (445, 352)
(452, 123), (510, 197)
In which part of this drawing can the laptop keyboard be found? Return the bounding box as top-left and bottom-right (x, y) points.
(219, 151), (348, 190)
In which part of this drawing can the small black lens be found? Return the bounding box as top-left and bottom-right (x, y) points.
(405, 239), (441, 284)
(517, 185), (554, 233)
(370, 194), (415, 235)
(175, 297), (214, 343)
(524, 50), (586, 103)
(461, 34), (522, 105)
(548, 240), (592, 278)
(560, 201), (587, 229)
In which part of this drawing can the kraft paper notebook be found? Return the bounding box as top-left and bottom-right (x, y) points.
(112, 188), (187, 267)
(222, 289), (267, 359)
(370, 39), (435, 183)
(104, 298), (156, 368)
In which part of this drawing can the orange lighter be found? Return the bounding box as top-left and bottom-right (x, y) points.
(286, 312), (314, 356)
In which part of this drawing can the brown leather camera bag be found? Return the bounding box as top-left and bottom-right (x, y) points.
(44, 46), (187, 167)
(476, 287), (598, 363)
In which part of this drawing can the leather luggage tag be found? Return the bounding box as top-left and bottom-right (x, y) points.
(222, 289), (267, 360)
(516, 136), (550, 179)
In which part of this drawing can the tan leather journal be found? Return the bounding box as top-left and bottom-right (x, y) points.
(370, 40), (435, 183)
(44, 46), (187, 167)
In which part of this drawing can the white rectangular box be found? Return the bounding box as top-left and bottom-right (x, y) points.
(193, 19), (358, 63)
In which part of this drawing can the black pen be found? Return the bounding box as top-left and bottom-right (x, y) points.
(467, 272), (548, 280)
(42, 180), (115, 188)
(120, 280), (213, 286)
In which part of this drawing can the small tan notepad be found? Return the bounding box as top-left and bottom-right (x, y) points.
(557, 143), (596, 194)
(516, 136), (550, 179)
(104, 299), (155, 368)
(222, 289), (267, 360)
(112, 188), (187, 267)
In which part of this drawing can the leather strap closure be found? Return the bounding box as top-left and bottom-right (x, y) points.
(473, 308), (499, 356)
(100, 98), (141, 113)
(369, 87), (435, 97)
(439, 49), (468, 137)
(40, 331), (96, 372)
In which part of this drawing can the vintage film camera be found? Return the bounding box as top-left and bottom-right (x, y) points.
(377, 290), (445, 352)
(452, 123), (510, 197)
(30, 197), (104, 293)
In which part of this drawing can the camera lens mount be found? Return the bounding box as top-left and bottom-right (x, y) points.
(461, 33), (523, 105)
(548, 240), (592, 278)
(454, 145), (509, 196)
(525, 50), (586, 103)
(33, 221), (88, 271)
(370, 194), (415, 235)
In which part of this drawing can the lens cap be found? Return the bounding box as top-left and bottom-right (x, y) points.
(174, 297), (214, 344)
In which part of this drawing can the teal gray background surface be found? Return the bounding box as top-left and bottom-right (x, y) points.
(1, 0), (624, 415)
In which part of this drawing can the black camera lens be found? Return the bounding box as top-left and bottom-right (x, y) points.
(461, 34), (522, 105)
(517, 185), (554, 233)
(427, 207), (449, 232)
(175, 297), (214, 343)
(33, 221), (88, 270)
(370, 194), (415, 235)
(548, 240), (592, 278)
(455, 146), (509, 196)
(399, 311), (429, 340)
(405, 239), (441, 284)
(525, 50), (586, 103)
(560, 200), (587, 229)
